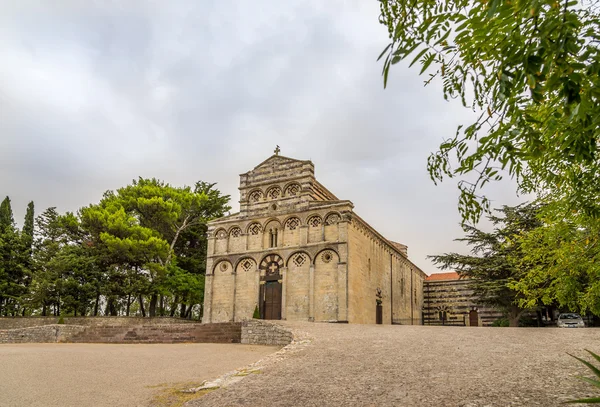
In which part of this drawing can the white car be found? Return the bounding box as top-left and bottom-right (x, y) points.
(557, 313), (585, 328)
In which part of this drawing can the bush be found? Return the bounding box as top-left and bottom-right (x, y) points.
(252, 305), (260, 319)
(491, 318), (509, 327)
(57, 316), (65, 324)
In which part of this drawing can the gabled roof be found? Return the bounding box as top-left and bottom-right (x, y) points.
(243, 154), (312, 174)
(425, 272), (462, 282)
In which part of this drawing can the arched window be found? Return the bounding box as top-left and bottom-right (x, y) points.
(266, 186), (282, 200)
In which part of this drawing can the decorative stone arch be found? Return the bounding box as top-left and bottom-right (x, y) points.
(285, 251), (312, 268)
(263, 218), (282, 248)
(324, 212), (342, 226)
(282, 216), (301, 247)
(214, 228), (228, 254)
(323, 212), (341, 242)
(313, 248), (340, 265)
(215, 228), (228, 239)
(234, 256), (257, 273)
(262, 217), (282, 230)
(313, 248), (340, 321)
(246, 222), (263, 250)
(283, 182), (302, 197)
(306, 214), (323, 243)
(283, 216), (301, 230)
(259, 253), (284, 276)
(306, 214), (323, 227)
(228, 226), (242, 237)
(248, 189), (264, 203)
(246, 222), (263, 235)
(265, 185), (282, 200)
(212, 259), (234, 274)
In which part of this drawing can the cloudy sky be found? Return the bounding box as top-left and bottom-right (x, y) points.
(0, 1), (526, 275)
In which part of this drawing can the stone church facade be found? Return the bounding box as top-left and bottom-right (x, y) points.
(203, 153), (426, 324)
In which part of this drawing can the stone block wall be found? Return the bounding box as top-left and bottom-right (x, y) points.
(0, 325), (86, 343)
(0, 316), (200, 330)
(241, 320), (293, 346)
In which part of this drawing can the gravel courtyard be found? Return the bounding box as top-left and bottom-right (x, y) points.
(191, 322), (600, 407)
(0, 343), (278, 407)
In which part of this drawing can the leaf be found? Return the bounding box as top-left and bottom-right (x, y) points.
(377, 43), (392, 62)
(420, 53), (436, 74)
(570, 353), (600, 379)
(409, 48), (428, 68)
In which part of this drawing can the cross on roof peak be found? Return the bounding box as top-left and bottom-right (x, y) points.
(274, 145), (280, 155)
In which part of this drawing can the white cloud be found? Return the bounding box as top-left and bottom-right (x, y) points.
(0, 0), (525, 274)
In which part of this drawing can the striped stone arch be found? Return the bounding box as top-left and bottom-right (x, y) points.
(259, 253), (284, 276)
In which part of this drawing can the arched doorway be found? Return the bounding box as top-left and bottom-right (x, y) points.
(469, 309), (479, 327)
(259, 254), (284, 320)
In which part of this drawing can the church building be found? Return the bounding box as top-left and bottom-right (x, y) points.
(203, 151), (426, 324)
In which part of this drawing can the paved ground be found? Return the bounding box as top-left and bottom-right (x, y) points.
(190, 322), (600, 407)
(0, 343), (278, 407)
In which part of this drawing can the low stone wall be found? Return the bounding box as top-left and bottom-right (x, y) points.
(0, 325), (86, 344)
(1, 319), (294, 346)
(66, 322), (242, 344)
(241, 320), (293, 346)
(0, 316), (200, 330)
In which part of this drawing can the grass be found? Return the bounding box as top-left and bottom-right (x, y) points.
(147, 381), (218, 407)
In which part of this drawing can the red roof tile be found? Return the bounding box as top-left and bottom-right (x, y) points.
(425, 272), (461, 282)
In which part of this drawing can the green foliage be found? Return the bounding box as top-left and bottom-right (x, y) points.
(0, 196), (14, 232)
(0, 178), (229, 318)
(491, 317), (509, 327)
(567, 350), (600, 404)
(509, 205), (600, 316)
(0, 197), (31, 316)
(253, 304), (260, 319)
(378, 0), (600, 224)
(429, 203), (543, 326)
(57, 315), (64, 324)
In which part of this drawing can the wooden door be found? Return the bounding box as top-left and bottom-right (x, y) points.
(469, 310), (479, 327)
(263, 281), (282, 320)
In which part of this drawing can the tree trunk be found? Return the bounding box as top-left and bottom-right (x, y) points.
(169, 296), (179, 317)
(126, 293), (131, 316)
(159, 295), (164, 316)
(508, 306), (524, 327)
(139, 295), (146, 317)
(185, 304), (193, 319)
(180, 303), (186, 318)
(149, 294), (158, 317)
(93, 292), (99, 316)
(42, 303), (47, 317)
(107, 297), (117, 316)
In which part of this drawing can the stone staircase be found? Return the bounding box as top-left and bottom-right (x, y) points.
(65, 322), (242, 344)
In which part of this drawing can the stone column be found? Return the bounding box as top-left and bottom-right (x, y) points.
(231, 269), (237, 322)
(281, 266), (288, 320)
(203, 273), (213, 323)
(309, 264), (315, 322)
(299, 225), (308, 245)
(337, 262), (348, 322)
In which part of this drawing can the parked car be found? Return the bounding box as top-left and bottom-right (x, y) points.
(557, 313), (585, 328)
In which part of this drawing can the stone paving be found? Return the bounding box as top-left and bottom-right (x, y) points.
(189, 322), (600, 407)
(0, 343), (278, 407)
